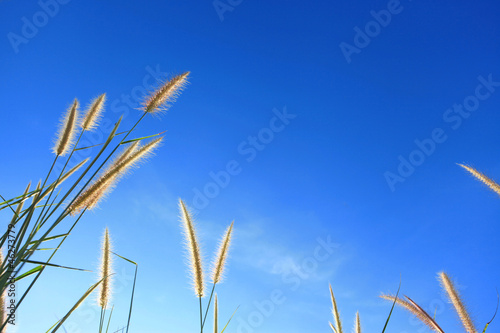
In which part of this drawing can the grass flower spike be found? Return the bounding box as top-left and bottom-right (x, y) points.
(211, 221), (234, 284)
(143, 72), (189, 114)
(85, 141), (140, 210)
(459, 164), (500, 197)
(329, 284), (343, 333)
(53, 98), (79, 156)
(81, 93), (106, 131)
(380, 294), (444, 333)
(69, 138), (162, 215)
(438, 271), (477, 333)
(354, 312), (361, 333)
(179, 199), (204, 297)
(98, 228), (113, 308)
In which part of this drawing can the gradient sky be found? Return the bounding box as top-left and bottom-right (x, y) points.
(1, 0), (500, 332)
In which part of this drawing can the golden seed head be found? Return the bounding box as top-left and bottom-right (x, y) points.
(354, 312), (361, 333)
(53, 99), (79, 156)
(438, 272), (477, 333)
(81, 93), (106, 131)
(68, 138), (162, 215)
(459, 163), (500, 197)
(98, 227), (113, 308)
(329, 284), (343, 333)
(211, 221), (234, 284)
(380, 294), (444, 333)
(179, 198), (204, 297)
(143, 72), (189, 114)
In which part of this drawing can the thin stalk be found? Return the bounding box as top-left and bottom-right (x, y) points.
(202, 283), (217, 330)
(125, 265), (138, 333)
(35, 130), (84, 229)
(200, 296), (203, 333)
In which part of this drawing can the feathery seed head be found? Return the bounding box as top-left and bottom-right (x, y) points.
(438, 271), (477, 333)
(354, 312), (361, 333)
(380, 294), (444, 333)
(68, 138), (162, 215)
(211, 221), (234, 284)
(179, 198), (204, 297)
(329, 284), (343, 333)
(81, 93), (106, 131)
(98, 227), (113, 308)
(459, 163), (500, 197)
(143, 72), (189, 114)
(53, 99), (79, 156)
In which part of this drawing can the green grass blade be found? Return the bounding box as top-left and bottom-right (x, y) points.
(111, 251), (138, 333)
(28, 233), (70, 245)
(220, 305), (239, 333)
(13, 265), (44, 282)
(105, 305), (115, 333)
(74, 129), (134, 151)
(21, 259), (91, 272)
(121, 131), (167, 144)
(381, 277), (402, 333)
(51, 276), (108, 332)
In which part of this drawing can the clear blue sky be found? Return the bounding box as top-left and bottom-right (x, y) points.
(1, 0), (500, 332)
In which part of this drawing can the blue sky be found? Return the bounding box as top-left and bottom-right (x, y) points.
(1, 0), (500, 332)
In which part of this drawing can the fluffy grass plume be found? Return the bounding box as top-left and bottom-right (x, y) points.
(98, 227), (113, 308)
(69, 138), (162, 215)
(213, 293), (218, 333)
(459, 164), (500, 197)
(380, 294), (444, 333)
(438, 271), (477, 333)
(179, 198), (204, 297)
(53, 98), (79, 156)
(143, 72), (189, 114)
(354, 311), (361, 333)
(85, 141), (140, 210)
(329, 284), (343, 333)
(211, 221), (234, 284)
(81, 93), (106, 131)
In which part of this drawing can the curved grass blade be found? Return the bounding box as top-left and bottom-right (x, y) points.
(482, 290), (499, 333)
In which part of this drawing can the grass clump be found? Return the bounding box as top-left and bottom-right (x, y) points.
(0, 71), (189, 332)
